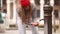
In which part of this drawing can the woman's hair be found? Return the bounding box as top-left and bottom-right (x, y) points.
(20, 0), (30, 8)
(21, 5), (32, 24)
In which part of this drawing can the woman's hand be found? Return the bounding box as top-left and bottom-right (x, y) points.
(31, 22), (39, 26)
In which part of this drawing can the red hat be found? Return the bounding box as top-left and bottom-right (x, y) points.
(20, 0), (30, 8)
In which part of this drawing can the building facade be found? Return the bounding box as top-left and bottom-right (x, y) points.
(1, 0), (60, 29)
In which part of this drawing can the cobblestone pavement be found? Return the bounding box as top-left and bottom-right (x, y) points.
(0, 30), (60, 34)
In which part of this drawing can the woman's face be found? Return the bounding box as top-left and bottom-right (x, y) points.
(23, 6), (30, 10)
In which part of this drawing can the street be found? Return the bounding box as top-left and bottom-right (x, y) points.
(0, 30), (60, 34)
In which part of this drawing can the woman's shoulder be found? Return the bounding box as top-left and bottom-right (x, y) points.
(31, 3), (37, 8)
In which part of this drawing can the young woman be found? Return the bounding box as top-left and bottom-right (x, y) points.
(17, 0), (39, 34)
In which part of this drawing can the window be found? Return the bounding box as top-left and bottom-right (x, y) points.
(54, 0), (60, 6)
(34, 0), (40, 5)
(3, 9), (7, 13)
(37, 10), (40, 17)
(54, 10), (59, 18)
(10, 3), (13, 19)
(0, 0), (1, 9)
(3, 0), (6, 4)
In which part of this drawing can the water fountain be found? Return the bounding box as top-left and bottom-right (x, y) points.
(43, 0), (53, 34)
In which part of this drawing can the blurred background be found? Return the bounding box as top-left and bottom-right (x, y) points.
(0, 0), (60, 34)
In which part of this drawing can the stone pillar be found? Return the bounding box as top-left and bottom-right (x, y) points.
(1, 0), (2, 7)
(40, 0), (44, 23)
(59, 6), (60, 33)
(13, 0), (16, 24)
(0, 0), (5, 33)
(7, 0), (10, 28)
(7, 0), (10, 20)
(43, 1), (53, 34)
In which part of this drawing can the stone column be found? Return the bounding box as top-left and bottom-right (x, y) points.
(59, 6), (60, 33)
(40, 0), (44, 23)
(7, 0), (10, 28)
(0, 0), (5, 33)
(7, 0), (10, 20)
(13, 0), (16, 24)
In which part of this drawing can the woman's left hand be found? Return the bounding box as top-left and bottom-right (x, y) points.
(31, 22), (39, 26)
